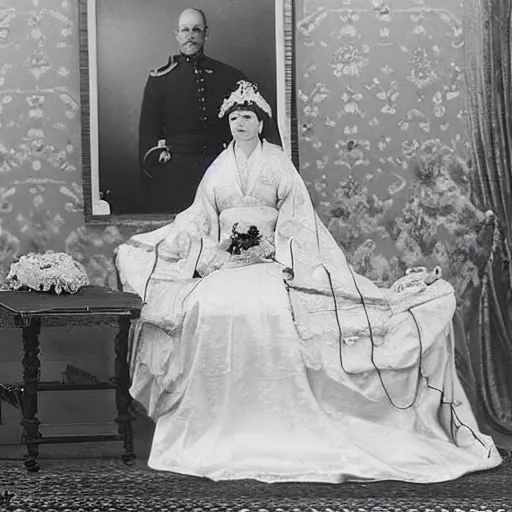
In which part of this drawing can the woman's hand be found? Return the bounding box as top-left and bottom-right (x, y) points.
(223, 245), (273, 269)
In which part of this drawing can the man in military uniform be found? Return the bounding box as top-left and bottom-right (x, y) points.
(138, 8), (247, 214)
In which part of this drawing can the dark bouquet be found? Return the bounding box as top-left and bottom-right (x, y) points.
(220, 223), (275, 268)
(225, 223), (262, 255)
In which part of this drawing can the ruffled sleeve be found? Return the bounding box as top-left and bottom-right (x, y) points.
(116, 155), (229, 296)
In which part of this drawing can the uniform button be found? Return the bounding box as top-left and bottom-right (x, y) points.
(194, 68), (199, 74)
(200, 106), (206, 111)
(200, 97), (205, 102)
(198, 87), (204, 93)
(199, 78), (205, 83)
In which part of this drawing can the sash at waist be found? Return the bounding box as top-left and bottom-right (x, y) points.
(219, 206), (278, 241)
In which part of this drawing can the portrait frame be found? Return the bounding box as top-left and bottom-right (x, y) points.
(78, 0), (298, 226)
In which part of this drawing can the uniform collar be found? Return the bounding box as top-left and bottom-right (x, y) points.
(179, 50), (205, 65)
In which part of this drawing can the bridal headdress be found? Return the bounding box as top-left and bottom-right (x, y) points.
(218, 80), (272, 119)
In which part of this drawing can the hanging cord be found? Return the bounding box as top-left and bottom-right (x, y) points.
(294, 213), (411, 407)
(281, 226), (491, 453)
(344, 262), (489, 452)
(179, 239), (214, 305)
(141, 236), (206, 305)
(293, 193), (491, 452)
(407, 310), (489, 452)
(128, 238), (166, 373)
(342, 263), (423, 410)
(306, 203), (421, 408)
(142, 239), (166, 304)
(288, 236), (295, 272)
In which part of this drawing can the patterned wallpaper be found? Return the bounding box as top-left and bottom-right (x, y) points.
(296, 0), (493, 319)
(0, 0), (136, 289)
(0, 0), (492, 320)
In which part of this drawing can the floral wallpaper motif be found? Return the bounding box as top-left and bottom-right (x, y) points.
(296, 0), (491, 320)
(0, 0), (138, 288)
(0, 0), (491, 324)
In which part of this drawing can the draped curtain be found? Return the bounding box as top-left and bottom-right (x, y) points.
(463, 0), (512, 442)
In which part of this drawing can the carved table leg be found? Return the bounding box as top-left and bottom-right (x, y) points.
(20, 318), (42, 472)
(114, 315), (135, 465)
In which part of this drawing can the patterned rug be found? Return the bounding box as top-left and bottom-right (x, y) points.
(0, 457), (511, 512)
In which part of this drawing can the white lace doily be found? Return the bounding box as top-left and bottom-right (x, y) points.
(6, 252), (90, 295)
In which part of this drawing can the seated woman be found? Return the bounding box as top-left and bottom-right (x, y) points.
(116, 81), (502, 483)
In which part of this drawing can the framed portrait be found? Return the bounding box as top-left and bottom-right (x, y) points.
(79, 0), (297, 224)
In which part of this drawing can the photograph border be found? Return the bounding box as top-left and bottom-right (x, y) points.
(78, 0), (298, 226)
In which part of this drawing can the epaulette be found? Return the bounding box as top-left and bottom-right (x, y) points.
(149, 55), (179, 77)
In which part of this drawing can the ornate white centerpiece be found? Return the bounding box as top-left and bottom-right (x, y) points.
(6, 252), (90, 295)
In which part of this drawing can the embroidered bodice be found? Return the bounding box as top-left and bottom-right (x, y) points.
(214, 142), (283, 213)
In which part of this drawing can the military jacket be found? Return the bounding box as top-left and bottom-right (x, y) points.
(138, 52), (246, 167)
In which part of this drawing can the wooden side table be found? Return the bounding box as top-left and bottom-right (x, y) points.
(0, 286), (142, 472)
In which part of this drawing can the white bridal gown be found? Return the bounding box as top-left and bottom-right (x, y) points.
(116, 141), (502, 483)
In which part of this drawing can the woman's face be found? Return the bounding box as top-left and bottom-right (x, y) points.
(229, 110), (262, 143)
